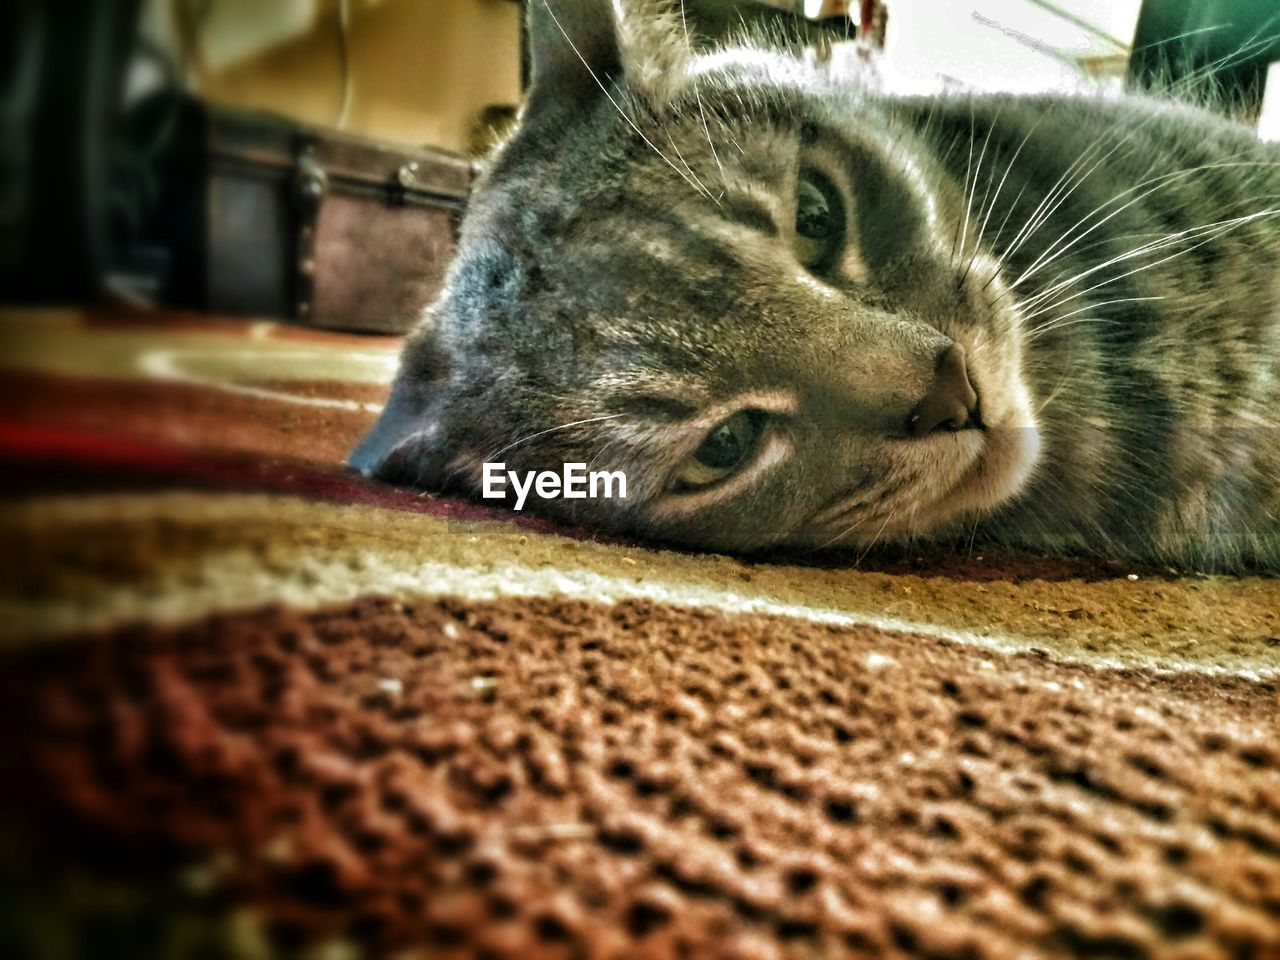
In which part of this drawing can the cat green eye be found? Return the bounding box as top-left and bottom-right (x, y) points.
(671, 411), (764, 492)
(794, 170), (845, 271)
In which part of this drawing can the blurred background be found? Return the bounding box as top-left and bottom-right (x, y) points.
(0, 0), (1278, 335)
(3, 8), (1280, 957)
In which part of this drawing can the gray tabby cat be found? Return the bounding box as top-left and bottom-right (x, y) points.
(352, 0), (1280, 572)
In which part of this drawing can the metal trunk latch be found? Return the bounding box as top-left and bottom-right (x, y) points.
(293, 143), (329, 319)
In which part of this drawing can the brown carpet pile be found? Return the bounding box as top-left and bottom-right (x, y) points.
(1, 311), (1278, 959)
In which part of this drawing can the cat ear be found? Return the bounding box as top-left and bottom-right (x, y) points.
(526, 0), (621, 115)
(525, 0), (688, 116)
(613, 0), (691, 102)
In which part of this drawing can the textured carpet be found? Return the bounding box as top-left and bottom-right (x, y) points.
(1, 309), (1278, 959)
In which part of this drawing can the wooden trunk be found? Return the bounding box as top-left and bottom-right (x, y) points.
(201, 107), (472, 334)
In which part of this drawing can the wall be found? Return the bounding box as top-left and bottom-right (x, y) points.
(878, 0), (1143, 95)
(195, 0), (523, 153)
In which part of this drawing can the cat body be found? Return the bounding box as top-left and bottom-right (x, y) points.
(898, 93), (1280, 569)
(352, 0), (1280, 571)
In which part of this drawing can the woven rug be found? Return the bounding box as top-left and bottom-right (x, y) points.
(2, 310), (1278, 959)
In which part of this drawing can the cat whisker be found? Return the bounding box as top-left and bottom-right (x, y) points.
(664, 128), (715, 199)
(486, 413), (626, 462)
(1163, 20), (1280, 102)
(993, 121), (1128, 275)
(964, 511), (981, 560)
(1036, 367), (1077, 413)
(1022, 295), (1165, 327)
(979, 177), (1034, 290)
(965, 110), (1046, 284)
(1022, 177), (1280, 297)
(1008, 154), (1187, 285)
(679, 0), (727, 188)
(1009, 153), (1263, 291)
(1015, 206), (1280, 317)
(1007, 122), (1163, 270)
(817, 509), (874, 551)
(914, 96), (941, 145)
(852, 508), (899, 565)
(1024, 315), (1118, 345)
(956, 105), (1003, 286)
(961, 106), (998, 257)
(1130, 24), (1225, 59)
(817, 480), (905, 551)
(1029, 192), (1280, 296)
(992, 103), (1197, 283)
(951, 103), (978, 262)
(1027, 228), (1185, 281)
(537, 0), (716, 204)
(1022, 206), (1279, 309)
(584, 435), (621, 474)
(809, 482), (879, 528)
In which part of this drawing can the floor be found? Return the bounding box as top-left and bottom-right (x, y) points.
(2, 308), (1278, 958)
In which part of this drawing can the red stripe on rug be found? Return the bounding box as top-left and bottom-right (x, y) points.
(0, 421), (571, 532)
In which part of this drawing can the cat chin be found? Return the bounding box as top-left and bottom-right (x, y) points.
(885, 412), (1042, 542)
(948, 423), (1042, 519)
(945, 379), (1041, 518)
(809, 422), (1039, 552)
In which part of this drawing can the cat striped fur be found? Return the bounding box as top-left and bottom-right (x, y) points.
(352, 0), (1280, 572)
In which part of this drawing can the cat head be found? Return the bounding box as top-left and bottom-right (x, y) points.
(351, 0), (1041, 552)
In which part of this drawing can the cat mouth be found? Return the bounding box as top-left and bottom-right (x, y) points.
(896, 351), (1040, 533)
(962, 376), (986, 432)
(933, 398), (1041, 524)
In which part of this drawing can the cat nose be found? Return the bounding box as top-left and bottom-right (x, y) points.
(908, 343), (980, 437)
